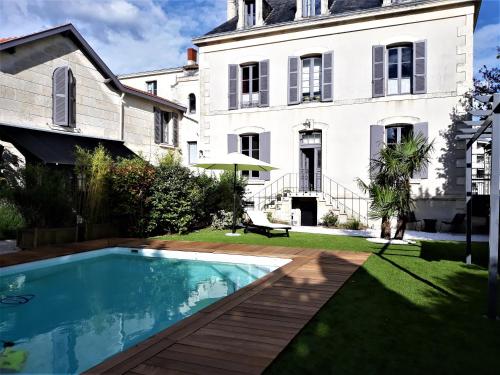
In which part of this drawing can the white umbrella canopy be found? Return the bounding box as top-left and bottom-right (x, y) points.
(195, 152), (278, 236)
(195, 152), (277, 172)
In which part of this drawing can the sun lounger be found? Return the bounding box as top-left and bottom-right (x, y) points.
(245, 211), (291, 237)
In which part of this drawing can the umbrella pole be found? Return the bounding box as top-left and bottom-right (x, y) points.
(232, 164), (237, 234)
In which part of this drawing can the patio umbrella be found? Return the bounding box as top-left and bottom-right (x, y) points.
(195, 152), (277, 236)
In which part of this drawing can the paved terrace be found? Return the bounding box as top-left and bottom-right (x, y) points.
(0, 238), (370, 375)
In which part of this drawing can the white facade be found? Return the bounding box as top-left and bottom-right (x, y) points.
(190, 0), (478, 225)
(119, 54), (201, 167)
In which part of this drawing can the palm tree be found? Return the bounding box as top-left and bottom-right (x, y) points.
(358, 133), (433, 240)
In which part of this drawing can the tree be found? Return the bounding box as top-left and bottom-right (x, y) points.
(358, 134), (434, 240)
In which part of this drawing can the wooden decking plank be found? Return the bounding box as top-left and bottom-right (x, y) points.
(145, 356), (241, 375)
(132, 363), (193, 375)
(157, 347), (262, 375)
(195, 326), (290, 346)
(204, 321), (296, 339)
(216, 314), (305, 331)
(167, 343), (271, 368)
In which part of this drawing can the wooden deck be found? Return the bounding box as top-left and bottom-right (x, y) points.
(0, 238), (370, 374)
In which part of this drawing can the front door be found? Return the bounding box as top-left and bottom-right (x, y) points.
(299, 131), (322, 192)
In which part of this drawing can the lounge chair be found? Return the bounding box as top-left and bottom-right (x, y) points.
(245, 211), (291, 237)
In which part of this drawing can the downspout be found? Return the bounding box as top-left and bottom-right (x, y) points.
(120, 92), (125, 141)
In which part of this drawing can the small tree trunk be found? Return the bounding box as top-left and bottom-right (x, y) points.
(394, 214), (407, 240)
(380, 216), (391, 239)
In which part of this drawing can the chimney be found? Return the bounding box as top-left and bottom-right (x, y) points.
(227, 0), (237, 20)
(187, 48), (197, 66)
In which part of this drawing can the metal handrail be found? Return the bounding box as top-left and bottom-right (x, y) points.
(248, 173), (369, 225)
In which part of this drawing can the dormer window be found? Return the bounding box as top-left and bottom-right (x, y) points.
(146, 81), (157, 95)
(245, 0), (256, 27)
(303, 0), (321, 17)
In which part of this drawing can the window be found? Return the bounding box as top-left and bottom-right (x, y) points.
(302, 56), (321, 102)
(161, 112), (171, 144)
(188, 93), (196, 113)
(240, 134), (259, 178)
(244, 0), (256, 27)
(52, 66), (76, 127)
(146, 81), (157, 95)
(386, 124), (413, 147)
(303, 0), (321, 17)
(387, 45), (412, 95)
(188, 141), (198, 164)
(241, 64), (259, 108)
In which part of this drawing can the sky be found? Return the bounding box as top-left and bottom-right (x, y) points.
(0, 0), (498, 75)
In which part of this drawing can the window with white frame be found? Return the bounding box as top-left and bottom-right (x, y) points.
(303, 0), (321, 17)
(161, 111), (171, 144)
(240, 134), (259, 178)
(387, 45), (412, 95)
(302, 56), (322, 102)
(244, 0), (256, 27)
(385, 124), (413, 147)
(146, 81), (157, 95)
(188, 141), (198, 164)
(241, 63), (259, 108)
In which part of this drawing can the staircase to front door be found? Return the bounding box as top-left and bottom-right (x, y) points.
(247, 173), (370, 227)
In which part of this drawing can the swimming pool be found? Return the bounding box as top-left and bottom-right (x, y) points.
(0, 247), (290, 374)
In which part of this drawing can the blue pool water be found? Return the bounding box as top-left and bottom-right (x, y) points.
(0, 248), (279, 374)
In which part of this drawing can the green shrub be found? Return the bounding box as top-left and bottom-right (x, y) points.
(322, 210), (339, 227)
(0, 200), (24, 239)
(110, 157), (155, 236)
(147, 159), (203, 234)
(210, 210), (233, 230)
(343, 218), (361, 230)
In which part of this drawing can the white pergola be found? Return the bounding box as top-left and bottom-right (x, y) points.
(456, 93), (499, 319)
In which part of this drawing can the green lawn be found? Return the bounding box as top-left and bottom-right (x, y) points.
(157, 229), (499, 374)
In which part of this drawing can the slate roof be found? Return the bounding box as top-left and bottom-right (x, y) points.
(204, 0), (383, 36)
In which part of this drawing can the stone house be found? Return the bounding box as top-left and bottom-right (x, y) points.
(0, 23), (186, 173)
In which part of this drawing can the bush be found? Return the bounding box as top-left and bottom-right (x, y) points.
(0, 200), (24, 239)
(343, 218), (361, 230)
(147, 157), (203, 234)
(322, 210), (339, 227)
(110, 157), (155, 236)
(210, 210), (233, 230)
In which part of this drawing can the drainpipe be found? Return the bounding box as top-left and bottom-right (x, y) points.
(119, 93), (125, 141)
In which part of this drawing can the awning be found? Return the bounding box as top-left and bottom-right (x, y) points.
(0, 124), (136, 165)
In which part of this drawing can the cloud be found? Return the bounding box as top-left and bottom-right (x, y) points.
(474, 23), (499, 73)
(0, 0), (226, 74)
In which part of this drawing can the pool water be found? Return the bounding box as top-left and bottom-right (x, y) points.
(0, 248), (282, 374)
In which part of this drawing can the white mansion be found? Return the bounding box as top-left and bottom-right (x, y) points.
(1, 0), (483, 227)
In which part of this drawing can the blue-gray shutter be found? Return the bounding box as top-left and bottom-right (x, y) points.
(53, 66), (69, 126)
(228, 64), (238, 110)
(372, 46), (385, 98)
(259, 60), (269, 107)
(154, 107), (161, 144)
(288, 56), (300, 105)
(413, 122), (429, 179)
(259, 131), (271, 181)
(413, 40), (427, 94)
(321, 51), (334, 102)
(173, 113), (179, 147)
(68, 68), (76, 128)
(227, 134), (238, 153)
(370, 125), (384, 178)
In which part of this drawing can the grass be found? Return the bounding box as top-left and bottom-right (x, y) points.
(157, 228), (499, 374)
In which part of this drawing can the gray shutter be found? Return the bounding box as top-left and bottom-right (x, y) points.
(53, 66), (69, 125)
(259, 60), (269, 107)
(372, 45), (385, 98)
(413, 40), (427, 94)
(154, 107), (161, 144)
(68, 69), (76, 128)
(259, 132), (271, 181)
(288, 56), (300, 105)
(321, 51), (334, 102)
(228, 64), (238, 110)
(370, 125), (384, 178)
(413, 122), (429, 179)
(173, 113), (179, 147)
(227, 134), (238, 153)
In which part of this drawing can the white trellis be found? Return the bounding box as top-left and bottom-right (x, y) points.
(456, 93), (499, 319)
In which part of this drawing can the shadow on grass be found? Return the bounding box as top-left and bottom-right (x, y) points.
(265, 247), (500, 375)
(420, 240), (492, 269)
